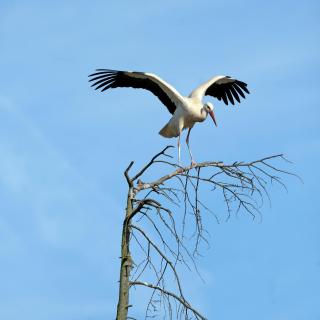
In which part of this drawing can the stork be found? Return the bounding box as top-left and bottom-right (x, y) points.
(88, 69), (249, 164)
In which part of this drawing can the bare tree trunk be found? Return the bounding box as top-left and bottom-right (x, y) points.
(116, 185), (133, 320)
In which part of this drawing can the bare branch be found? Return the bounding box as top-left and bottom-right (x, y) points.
(135, 154), (292, 192)
(132, 145), (174, 182)
(131, 224), (185, 299)
(130, 281), (207, 320)
(124, 161), (134, 187)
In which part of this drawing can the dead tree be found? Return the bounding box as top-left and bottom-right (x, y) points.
(115, 146), (296, 319)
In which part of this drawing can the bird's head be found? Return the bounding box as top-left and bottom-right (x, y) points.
(204, 102), (217, 127)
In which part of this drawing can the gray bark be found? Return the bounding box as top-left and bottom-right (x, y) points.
(116, 189), (133, 320)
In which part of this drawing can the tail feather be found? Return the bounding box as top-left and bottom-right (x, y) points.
(159, 123), (179, 138)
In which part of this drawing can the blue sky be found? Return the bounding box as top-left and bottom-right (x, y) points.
(0, 1), (319, 319)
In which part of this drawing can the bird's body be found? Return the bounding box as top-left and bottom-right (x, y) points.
(159, 97), (205, 138)
(88, 69), (250, 164)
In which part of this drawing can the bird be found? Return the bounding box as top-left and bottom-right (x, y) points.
(88, 69), (250, 165)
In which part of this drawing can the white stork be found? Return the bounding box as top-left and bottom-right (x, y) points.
(88, 69), (249, 164)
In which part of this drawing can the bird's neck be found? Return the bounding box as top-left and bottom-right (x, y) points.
(200, 107), (208, 121)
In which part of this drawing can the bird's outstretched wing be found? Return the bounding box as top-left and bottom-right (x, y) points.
(189, 75), (250, 105)
(88, 69), (184, 114)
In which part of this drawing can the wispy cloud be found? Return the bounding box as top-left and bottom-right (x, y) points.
(0, 93), (122, 259)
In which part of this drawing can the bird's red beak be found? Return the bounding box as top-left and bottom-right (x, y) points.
(209, 110), (217, 127)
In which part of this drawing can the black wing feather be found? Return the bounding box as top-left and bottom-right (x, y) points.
(221, 90), (228, 105)
(88, 69), (177, 114)
(225, 87), (234, 105)
(235, 80), (250, 94)
(91, 76), (117, 88)
(233, 83), (246, 99)
(204, 77), (250, 106)
(229, 85), (240, 103)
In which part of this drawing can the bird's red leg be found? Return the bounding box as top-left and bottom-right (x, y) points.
(175, 132), (185, 173)
(186, 127), (196, 166)
(178, 133), (181, 166)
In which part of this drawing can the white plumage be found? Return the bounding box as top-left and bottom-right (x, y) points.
(88, 69), (250, 164)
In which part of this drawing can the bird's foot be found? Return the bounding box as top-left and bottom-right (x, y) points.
(190, 155), (197, 167)
(176, 163), (184, 173)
